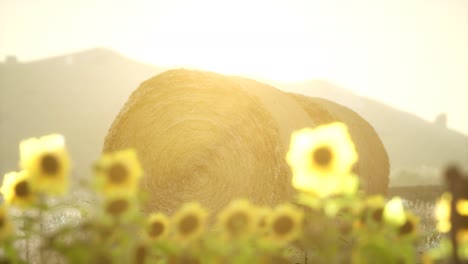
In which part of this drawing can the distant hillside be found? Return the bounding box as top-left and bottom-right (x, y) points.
(1, 48), (466, 186)
(0, 48), (166, 179)
(276, 80), (468, 185)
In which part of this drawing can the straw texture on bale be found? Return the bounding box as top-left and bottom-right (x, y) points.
(104, 70), (303, 214)
(288, 94), (390, 195)
(103, 69), (389, 215)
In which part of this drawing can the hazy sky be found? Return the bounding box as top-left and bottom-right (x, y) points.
(1, 0), (467, 135)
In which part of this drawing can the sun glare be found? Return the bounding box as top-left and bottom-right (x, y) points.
(117, 0), (334, 82)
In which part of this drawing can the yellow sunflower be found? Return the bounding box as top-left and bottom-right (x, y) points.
(457, 229), (468, 243)
(286, 122), (359, 197)
(217, 199), (257, 239)
(146, 212), (171, 240)
(435, 192), (451, 233)
(457, 199), (468, 216)
(0, 205), (14, 241)
(133, 244), (148, 264)
(1, 171), (37, 208)
(19, 134), (71, 195)
(101, 191), (137, 223)
(266, 203), (304, 246)
(455, 198), (468, 243)
(383, 197), (406, 227)
(172, 202), (208, 243)
(94, 149), (143, 196)
(354, 195), (386, 230)
(397, 211), (419, 238)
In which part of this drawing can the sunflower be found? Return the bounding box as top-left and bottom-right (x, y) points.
(435, 192), (451, 233)
(383, 197), (406, 227)
(455, 198), (468, 243)
(217, 199), (257, 239)
(457, 199), (468, 216)
(172, 202), (208, 243)
(266, 203), (303, 246)
(1, 171), (37, 208)
(457, 229), (468, 243)
(101, 191), (137, 222)
(134, 244), (147, 264)
(354, 195), (386, 229)
(0, 205), (14, 241)
(397, 211), (419, 238)
(435, 193), (468, 242)
(146, 212), (171, 240)
(19, 134), (71, 195)
(286, 122), (359, 197)
(93, 149), (143, 196)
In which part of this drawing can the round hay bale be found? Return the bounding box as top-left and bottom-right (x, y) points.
(103, 69), (314, 214)
(288, 94), (390, 195)
(103, 69), (389, 215)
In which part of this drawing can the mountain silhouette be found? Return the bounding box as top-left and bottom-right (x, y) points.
(1, 48), (466, 186)
(0, 48), (166, 180)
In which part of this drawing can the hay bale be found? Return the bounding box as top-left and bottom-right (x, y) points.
(103, 69), (389, 215)
(288, 94), (389, 195)
(103, 69), (314, 214)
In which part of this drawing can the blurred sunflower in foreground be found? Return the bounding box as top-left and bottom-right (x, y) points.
(172, 202), (208, 244)
(383, 197), (406, 227)
(94, 149), (143, 196)
(383, 197), (419, 238)
(19, 134), (71, 195)
(286, 122), (359, 198)
(217, 199), (257, 239)
(397, 211), (419, 238)
(145, 212), (171, 241)
(435, 192), (468, 243)
(435, 193), (451, 234)
(354, 196), (386, 230)
(266, 203), (304, 246)
(0, 205), (14, 241)
(456, 198), (468, 243)
(1, 171), (37, 208)
(101, 191), (138, 223)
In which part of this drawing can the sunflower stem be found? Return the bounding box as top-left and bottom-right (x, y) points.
(24, 219), (29, 262)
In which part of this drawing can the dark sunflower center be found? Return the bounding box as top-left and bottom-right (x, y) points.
(108, 163), (128, 183)
(179, 214), (199, 235)
(15, 180), (30, 197)
(135, 245), (146, 264)
(41, 154), (60, 175)
(313, 146), (332, 167)
(273, 215), (294, 236)
(149, 221), (164, 237)
(372, 208), (384, 223)
(106, 199), (129, 216)
(227, 212), (248, 235)
(399, 220), (414, 236)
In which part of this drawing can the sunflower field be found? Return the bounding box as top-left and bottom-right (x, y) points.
(0, 122), (464, 263)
